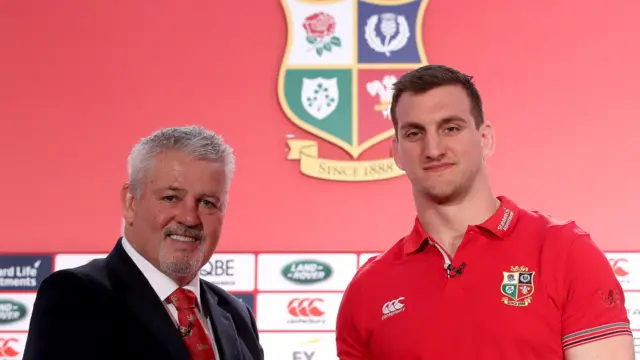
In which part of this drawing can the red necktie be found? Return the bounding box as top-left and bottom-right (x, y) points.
(167, 288), (216, 360)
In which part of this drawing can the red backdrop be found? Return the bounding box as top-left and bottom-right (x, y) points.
(1, 0), (639, 253)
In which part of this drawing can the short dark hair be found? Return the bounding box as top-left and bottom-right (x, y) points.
(390, 64), (484, 133)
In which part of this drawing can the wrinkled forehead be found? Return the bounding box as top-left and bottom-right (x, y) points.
(144, 152), (228, 193)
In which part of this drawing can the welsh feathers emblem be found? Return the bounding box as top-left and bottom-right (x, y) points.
(501, 266), (535, 306)
(277, 0), (430, 182)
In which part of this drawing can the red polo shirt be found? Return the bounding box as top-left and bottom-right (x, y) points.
(336, 196), (632, 359)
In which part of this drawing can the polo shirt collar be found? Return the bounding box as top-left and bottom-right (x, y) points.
(404, 195), (520, 254)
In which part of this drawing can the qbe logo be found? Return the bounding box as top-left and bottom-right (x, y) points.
(199, 254), (255, 292)
(256, 293), (343, 331)
(0, 255), (52, 291)
(0, 333), (27, 359)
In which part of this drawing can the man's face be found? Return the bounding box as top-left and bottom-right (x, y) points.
(121, 150), (227, 283)
(392, 84), (494, 203)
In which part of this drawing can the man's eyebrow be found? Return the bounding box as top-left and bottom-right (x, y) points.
(202, 193), (221, 202)
(399, 121), (425, 131)
(438, 115), (467, 125)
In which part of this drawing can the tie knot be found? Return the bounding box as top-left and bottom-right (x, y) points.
(167, 288), (197, 310)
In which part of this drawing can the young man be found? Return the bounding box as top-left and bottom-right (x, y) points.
(335, 65), (634, 359)
(24, 126), (263, 360)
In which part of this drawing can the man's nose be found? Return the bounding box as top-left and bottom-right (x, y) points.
(424, 133), (446, 160)
(176, 198), (202, 227)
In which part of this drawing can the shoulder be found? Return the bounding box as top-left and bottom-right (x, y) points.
(344, 238), (407, 296)
(515, 205), (604, 269)
(39, 257), (111, 296)
(516, 205), (591, 245)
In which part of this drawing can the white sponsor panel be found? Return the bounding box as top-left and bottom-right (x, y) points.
(259, 332), (338, 360)
(605, 252), (640, 291)
(358, 253), (379, 267)
(0, 293), (36, 332)
(634, 331), (640, 356)
(626, 292), (640, 330)
(54, 253), (107, 271)
(257, 253), (357, 291)
(200, 254), (255, 291)
(0, 332), (28, 360)
(256, 292), (343, 331)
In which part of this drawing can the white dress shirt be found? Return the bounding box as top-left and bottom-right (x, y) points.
(122, 236), (220, 359)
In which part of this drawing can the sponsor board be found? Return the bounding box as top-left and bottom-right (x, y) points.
(256, 292), (343, 331)
(358, 253), (379, 267)
(200, 254), (255, 292)
(0, 255), (52, 291)
(257, 253), (357, 291)
(0, 293), (36, 332)
(54, 253), (107, 271)
(634, 331), (640, 356)
(626, 291), (640, 330)
(259, 332), (339, 360)
(605, 252), (640, 291)
(0, 333), (28, 360)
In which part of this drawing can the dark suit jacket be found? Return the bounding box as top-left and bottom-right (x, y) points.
(23, 238), (264, 360)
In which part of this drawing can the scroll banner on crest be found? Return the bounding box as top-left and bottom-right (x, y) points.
(287, 138), (404, 181)
(277, 0), (429, 182)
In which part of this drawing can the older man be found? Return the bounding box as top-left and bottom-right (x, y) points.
(23, 126), (263, 360)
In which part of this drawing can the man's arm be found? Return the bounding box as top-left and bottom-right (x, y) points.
(559, 227), (634, 359)
(336, 269), (373, 360)
(244, 302), (264, 360)
(565, 336), (635, 360)
(22, 271), (105, 360)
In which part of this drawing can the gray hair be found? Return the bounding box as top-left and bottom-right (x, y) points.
(127, 125), (235, 211)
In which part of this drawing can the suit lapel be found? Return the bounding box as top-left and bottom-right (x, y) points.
(106, 239), (191, 360)
(201, 282), (240, 360)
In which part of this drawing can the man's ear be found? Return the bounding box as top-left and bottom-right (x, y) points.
(121, 183), (136, 226)
(479, 121), (495, 160)
(391, 135), (405, 171)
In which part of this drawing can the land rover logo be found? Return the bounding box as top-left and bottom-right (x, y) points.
(0, 300), (27, 324)
(282, 260), (332, 284)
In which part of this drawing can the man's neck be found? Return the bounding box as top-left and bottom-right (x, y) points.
(415, 184), (499, 257)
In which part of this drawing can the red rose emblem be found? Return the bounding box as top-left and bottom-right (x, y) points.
(302, 11), (342, 57)
(303, 12), (336, 39)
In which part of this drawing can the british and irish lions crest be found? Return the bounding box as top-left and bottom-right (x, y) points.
(277, 0), (430, 182)
(501, 266), (535, 306)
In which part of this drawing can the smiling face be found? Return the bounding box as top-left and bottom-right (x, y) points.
(121, 150), (228, 284)
(392, 84), (495, 204)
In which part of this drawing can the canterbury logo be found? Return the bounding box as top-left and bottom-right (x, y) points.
(381, 297), (405, 320)
(609, 258), (630, 277)
(287, 297), (325, 317)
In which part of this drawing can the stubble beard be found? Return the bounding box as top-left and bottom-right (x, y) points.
(158, 240), (205, 279)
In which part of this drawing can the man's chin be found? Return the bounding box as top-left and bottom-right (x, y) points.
(422, 186), (461, 205)
(159, 259), (201, 279)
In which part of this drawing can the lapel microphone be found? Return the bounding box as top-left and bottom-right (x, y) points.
(446, 262), (466, 278)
